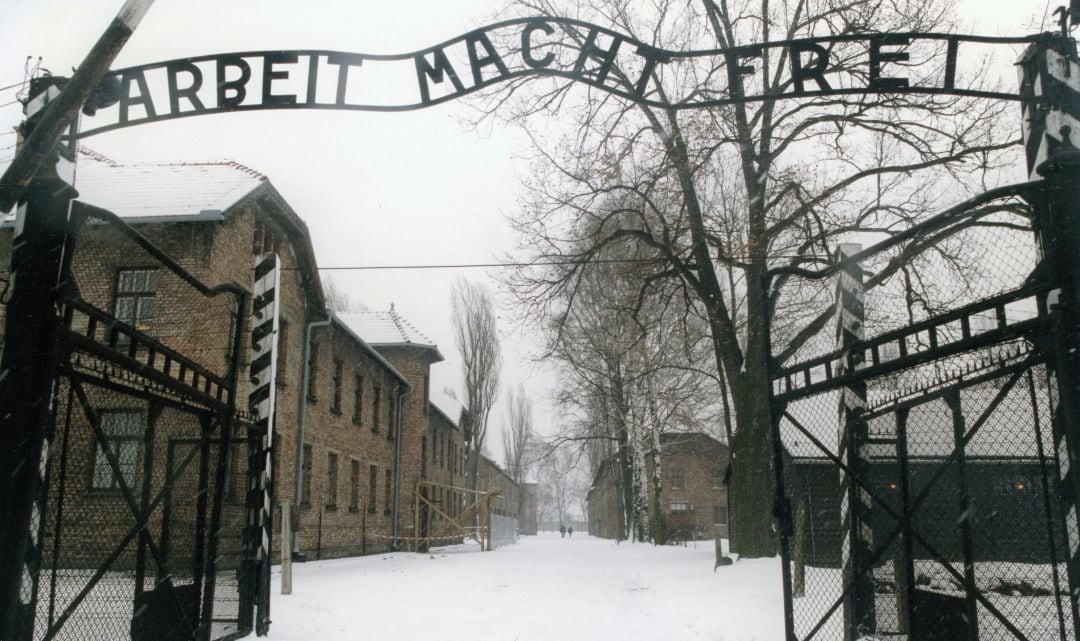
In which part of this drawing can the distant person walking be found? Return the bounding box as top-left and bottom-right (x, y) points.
(568, 526), (573, 538)
(560, 525), (566, 538)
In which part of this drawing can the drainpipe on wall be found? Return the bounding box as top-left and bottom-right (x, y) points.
(294, 313), (332, 554)
(391, 386), (406, 550)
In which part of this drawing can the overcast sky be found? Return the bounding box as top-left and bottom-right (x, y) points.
(0, 0), (1058, 470)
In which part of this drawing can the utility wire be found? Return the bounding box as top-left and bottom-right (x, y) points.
(305, 257), (669, 271)
(0, 79), (29, 93)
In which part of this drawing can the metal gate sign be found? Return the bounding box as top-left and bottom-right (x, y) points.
(70, 19), (1037, 137)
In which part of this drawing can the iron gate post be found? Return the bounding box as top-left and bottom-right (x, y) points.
(834, 243), (876, 640)
(762, 271), (797, 641)
(0, 84), (77, 640)
(1036, 141), (1080, 639)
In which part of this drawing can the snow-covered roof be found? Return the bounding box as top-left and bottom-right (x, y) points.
(328, 312), (410, 388)
(430, 388), (465, 429)
(336, 308), (444, 361)
(73, 148), (266, 222)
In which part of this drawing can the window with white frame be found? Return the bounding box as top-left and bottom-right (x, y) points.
(91, 410), (142, 490)
(670, 501), (691, 514)
(114, 269), (158, 335)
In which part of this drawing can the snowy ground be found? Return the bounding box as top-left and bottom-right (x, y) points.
(260, 533), (784, 641)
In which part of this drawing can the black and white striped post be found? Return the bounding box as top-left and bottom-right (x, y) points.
(1023, 33), (1080, 638)
(834, 243), (875, 640)
(0, 76), (79, 641)
(248, 252), (280, 637)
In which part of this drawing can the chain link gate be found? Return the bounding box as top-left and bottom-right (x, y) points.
(6, 196), (261, 641)
(765, 164), (1080, 639)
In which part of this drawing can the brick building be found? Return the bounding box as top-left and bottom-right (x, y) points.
(423, 389), (468, 538)
(0, 150), (328, 571)
(1, 148), (527, 564)
(587, 432), (730, 542)
(292, 314), (410, 558)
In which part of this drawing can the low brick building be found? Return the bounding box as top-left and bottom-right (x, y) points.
(423, 389), (468, 538)
(336, 309), (459, 548)
(587, 432), (730, 542)
(292, 314), (411, 558)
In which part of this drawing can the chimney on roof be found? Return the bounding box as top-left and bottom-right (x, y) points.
(390, 302), (395, 312)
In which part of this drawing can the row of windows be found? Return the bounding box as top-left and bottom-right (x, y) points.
(304, 446), (392, 514)
(308, 343), (396, 439)
(108, 267), (401, 440)
(425, 486), (465, 520)
(432, 431), (463, 474)
(666, 502), (728, 525)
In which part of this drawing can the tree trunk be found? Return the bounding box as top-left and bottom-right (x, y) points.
(728, 365), (776, 557)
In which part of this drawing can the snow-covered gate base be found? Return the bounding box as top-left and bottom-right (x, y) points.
(765, 169), (1080, 641)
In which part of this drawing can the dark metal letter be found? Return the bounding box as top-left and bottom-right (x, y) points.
(414, 48), (466, 104)
(166, 61), (205, 113)
(869, 35), (910, 90)
(790, 42), (832, 93)
(307, 54), (319, 104)
(944, 37), (959, 89)
(633, 45), (671, 97)
(119, 69), (157, 123)
(217, 56), (252, 108)
(466, 31), (510, 87)
(573, 28), (623, 85)
(262, 52), (298, 106)
(725, 46), (762, 98)
(521, 20), (555, 69)
(326, 53), (364, 105)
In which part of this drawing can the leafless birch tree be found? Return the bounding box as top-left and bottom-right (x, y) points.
(503, 383), (535, 483)
(452, 277), (503, 494)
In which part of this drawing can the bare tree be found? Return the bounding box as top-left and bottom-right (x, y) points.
(534, 224), (725, 543)
(502, 383), (534, 484)
(323, 275), (354, 313)
(483, 0), (1019, 557)
(452, 277), (503, 494)
(537, 445), (584, 527)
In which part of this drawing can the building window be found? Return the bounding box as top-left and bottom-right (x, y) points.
(672, 467), (686, 489)
(387, 390), (395, 440)
(423, 374), (430, 415)
(712, 467), (724, 489)
(91, 410), (142, 490)
(714, 505), (728, 525)
(276, 320), (289, 387)
(368, 465), (377, 513)
(384, 469), (393, 514)
(352, 374), (364, 426)
(226, 296), (241, 364)
(372, 384), (381, 433)
(330, 359), (344, 413)
(421, 437), (428, 479)
(349, 459), (360, 512)
(114, 269), (158, 335)
(306, 340), (319, 401)
(326, 452), (339, 508)
(301, 444), (313, 506)
(670, 501), (690, 514)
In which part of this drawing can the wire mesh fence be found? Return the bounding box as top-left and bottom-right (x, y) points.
(768, 185), (1077, 640)
(16, 208), (255, 641)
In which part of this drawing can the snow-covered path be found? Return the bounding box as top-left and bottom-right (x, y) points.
(263, 533), (784, 641)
